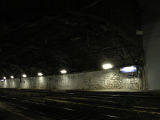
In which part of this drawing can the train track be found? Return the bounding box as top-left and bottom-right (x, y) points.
(0, 89), (160, 120)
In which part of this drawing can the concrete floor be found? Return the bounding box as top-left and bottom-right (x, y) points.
(0, 89), (159, 120)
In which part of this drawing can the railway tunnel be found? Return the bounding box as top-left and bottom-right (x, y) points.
(0, 1), (160, 120)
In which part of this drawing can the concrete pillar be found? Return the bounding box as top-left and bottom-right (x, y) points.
(144, 19), (160, 90)
(143, 2), (160, 90)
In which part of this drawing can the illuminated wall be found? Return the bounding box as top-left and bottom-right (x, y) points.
(0, 70), (141, 90)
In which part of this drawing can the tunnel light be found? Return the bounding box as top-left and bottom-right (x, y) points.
(38, 72), (43, 77)
(10, 76), (14, 79)
(102, 63), (113, 70)
(60, 69), (67, 74)
(3, 77), (6, 80)
(120, 66), (137, 73)
(22, 74), (27, 78)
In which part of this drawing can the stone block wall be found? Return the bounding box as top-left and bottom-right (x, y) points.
(0, 69), (142, 90)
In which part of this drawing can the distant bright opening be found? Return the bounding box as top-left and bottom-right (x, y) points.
(102, 63), (113, 70)
(38, 72), (43, 77)
(10, 76), (14, 79)
(22, 74), (27, 78)
(120, 66), (137, 73)
(3, 77), (6, 80)
(60, 69), (67, 74)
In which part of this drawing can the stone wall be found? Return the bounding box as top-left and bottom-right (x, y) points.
(0, 69), (142, 90)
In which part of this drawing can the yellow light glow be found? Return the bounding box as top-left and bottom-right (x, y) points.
(102, 63), (113, 70)
(22, 74), (27, 78)
(60, 69), (67, 74)
(10, 76), (14, 79)
(38, 72), (43, 76)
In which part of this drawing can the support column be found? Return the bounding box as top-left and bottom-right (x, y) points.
(144, 17), (160, 90)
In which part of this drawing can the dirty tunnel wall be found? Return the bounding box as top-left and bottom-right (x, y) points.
(0, 70), (141, 90)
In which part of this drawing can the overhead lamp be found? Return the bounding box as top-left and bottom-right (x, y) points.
(38, 72), (43, 77)
(102, 63), (113, 70)
(10, 76), (14, 79)
(60, 69), (67, 74)
(120, 66), (137, 73)
(22, 74), (27, 78)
